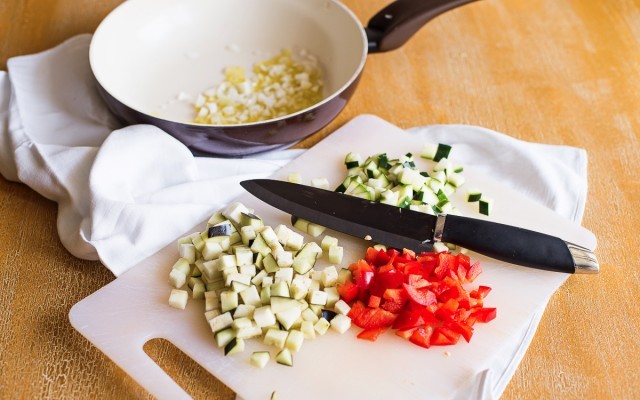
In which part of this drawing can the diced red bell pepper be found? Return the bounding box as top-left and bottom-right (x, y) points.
(342, 247), (494, 349)
(409, 325), (434, 348)
(457, 253), (471, 269)
(395, 327), (417, 340)
(381, 288), (409, 314)
(408, 302), (439, 325)
(470, 285), (492, 300)
(438, 285), (462, 303)
(407, 274), (430, 288)
(357, 326), (388, 342)
(471, 307), (497, 323)
(435, 298), (460, 322)
(366, 248), (391, 267)
(392, 310), (425, 330)
(430, 326), (461, 346)
(337, 280), (359, 303)
(356, 307), (397, 329)
(368, 295), (381, 309)
(347, 301), (367, 322)
(466, 261), (482, 282)
(403, 283), (437, 307)
(370, 268), (404, 296)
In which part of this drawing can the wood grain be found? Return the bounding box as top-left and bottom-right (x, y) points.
(1, 0), (639, 398)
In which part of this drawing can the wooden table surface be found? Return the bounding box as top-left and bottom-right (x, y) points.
(1, 0), (638, 398)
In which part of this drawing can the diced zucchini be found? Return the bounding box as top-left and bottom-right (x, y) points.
(250, 351), (271, 368)
(285, 231), (304, 251)
(276, 307), (302, 330)
(254, 306), (277, 327)
(179, 244), (196, 264)
(239, 212), (264, 229)
(447, 172), (465, 188)
(314, 317), (331, 335)
(309, 290), (328, 306)
(264, 328), (288, 349)
(479, 197), (493, 216)
(262, 253), (280, 274)
(260, 286), (271, 305)
(169, 269), (187, 289)
(306, 223), (326, 238)
(275, 348), (293, 367)
(330, 314), (352, 334)
(250, 234), (271, 256)
(236, 325), (263, 339)
(215, 328), (236, 348)
(291, 216), (309, 233)
(285, 330), (304, 352)
(210, 312), (234, 333)
(274, 224), (293, 245)
(168, 289), (188, 309)
(433, 144), (452, 162)
(321, 266), (339, 287)
(232, 317), (253, 330)
(224, 337), (245, 356)
(204, 309), (220, 321)
(328, 245), (344, 265)
(208, 223), (233, 238)
(337, 268), (352, 285)
(344, 152), (363, 169)
(323, 287), (340, 308)
(269, 280), (290, 297)
(270, 296), (301, 314)
(274, 268), (293, 286)
(320, 235), (338, 251)
(234, 247), (254, 266)
(301, 320), (316, 340)
(274, 250), (293, 268)
(207, 211), (226, 226)
(233, 304), (255, 319)
(220, 291), (239, 313)
(301, 307), (319, 323)
(240, 285), (262, 307)
(222, 202), (251, 226)
(467, 189), (482, 202)
(334, 299), (351, 315)
(230, 279), (250, 293)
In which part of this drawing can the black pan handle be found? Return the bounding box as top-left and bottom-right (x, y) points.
(366, 0), (481, 53)
(439, 214), (599, 274)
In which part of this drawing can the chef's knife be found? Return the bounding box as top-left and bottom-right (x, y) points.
(240, 179), (599, 274)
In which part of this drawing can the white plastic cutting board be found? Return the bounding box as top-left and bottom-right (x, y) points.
(70, 115), (596, 400)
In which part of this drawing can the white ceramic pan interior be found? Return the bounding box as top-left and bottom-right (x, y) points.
(90, 0), (368, 125)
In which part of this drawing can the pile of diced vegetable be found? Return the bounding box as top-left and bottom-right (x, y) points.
(329, 143), (492, 223)
(167, 142), (496, 367)
(338, 246), (496, 347)
(191, 49), (323, 125)
(168, 202), (350, 368)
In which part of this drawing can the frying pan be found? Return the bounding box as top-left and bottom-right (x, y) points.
(90, 0), (479, 156)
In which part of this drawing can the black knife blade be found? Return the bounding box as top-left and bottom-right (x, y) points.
(240, 179), (599, 274)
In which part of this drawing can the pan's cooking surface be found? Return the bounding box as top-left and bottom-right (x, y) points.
(90, 0), (367, 126)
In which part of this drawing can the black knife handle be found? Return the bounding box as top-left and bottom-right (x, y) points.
(440, 214), (598, 274)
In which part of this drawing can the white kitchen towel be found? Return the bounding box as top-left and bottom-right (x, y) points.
(0, 35), (588, 399)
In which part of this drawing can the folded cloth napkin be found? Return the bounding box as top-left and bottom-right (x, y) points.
(0, 35), (587, 399)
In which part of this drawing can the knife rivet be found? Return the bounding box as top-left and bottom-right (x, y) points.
(364, 235), (372, 241)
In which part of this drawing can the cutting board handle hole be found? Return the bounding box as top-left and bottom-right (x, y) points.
(143, 338), (235, 399)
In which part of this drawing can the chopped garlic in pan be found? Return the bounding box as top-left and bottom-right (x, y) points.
(192, 49), (323, 125)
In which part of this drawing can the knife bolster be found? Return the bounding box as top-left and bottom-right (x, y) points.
(566, 242), (599, 274)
